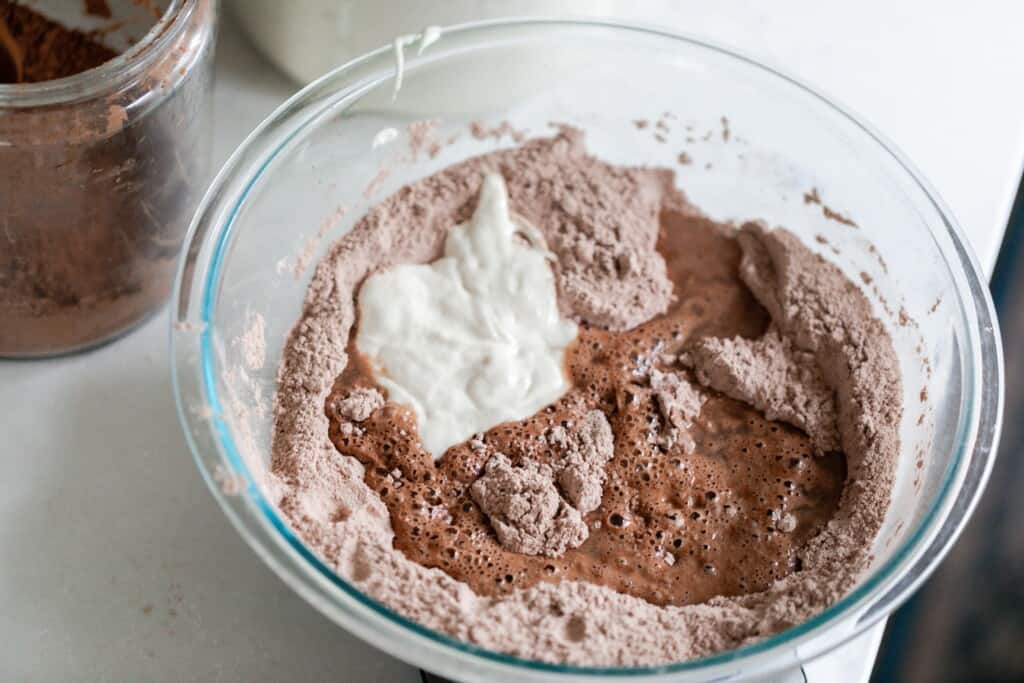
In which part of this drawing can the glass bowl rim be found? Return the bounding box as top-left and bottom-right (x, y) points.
(171, 17), (1003, 678)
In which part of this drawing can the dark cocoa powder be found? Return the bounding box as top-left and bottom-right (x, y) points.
(83, 0), (113, 20)
(0, 2), (117, 83)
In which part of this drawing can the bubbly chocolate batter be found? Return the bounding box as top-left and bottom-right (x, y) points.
(326, 208), (845, 607)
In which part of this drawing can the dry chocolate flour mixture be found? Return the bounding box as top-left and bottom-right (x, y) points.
(269, 129), (902, 665)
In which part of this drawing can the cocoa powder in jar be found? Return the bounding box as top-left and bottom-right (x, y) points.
(0, 0), (215, 356)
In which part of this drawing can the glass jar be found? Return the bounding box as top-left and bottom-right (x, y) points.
(0, 0), (216, 357)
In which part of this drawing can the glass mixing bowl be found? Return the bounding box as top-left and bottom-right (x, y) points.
(171, 19), (1003, 682)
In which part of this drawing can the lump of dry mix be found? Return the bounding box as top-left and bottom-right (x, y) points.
(552, 409), (614, 514)
(330, 387), (384, 436)
(471, 410), (614, 556)
(470, 454), (589, 557)
(685, 328), (839, 453)
(649, 369), (705, 430)
(331, 387), (384, 422)
(645, 369), (706, 455)
(503, 129), (676, 331)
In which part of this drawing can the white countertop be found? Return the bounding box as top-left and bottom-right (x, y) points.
(2, 3), (1021, 681)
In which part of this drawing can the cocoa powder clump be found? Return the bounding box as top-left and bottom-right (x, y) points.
(686, 327), (839, 453)
(649, 369), (705, 431)
(331, 387), (384, 423)
(470, 454), (590, 558)
(555, 410), (614, 514)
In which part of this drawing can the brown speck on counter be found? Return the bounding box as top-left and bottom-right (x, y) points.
(804, 187), (859, 227)
(869, 243), (890, 273)
(804, 187), (822, 205)
(823, 205), (859, 228)
(677, 152), (693, 166)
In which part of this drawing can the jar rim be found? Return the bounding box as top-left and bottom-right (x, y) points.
(0, 0), (199, 107)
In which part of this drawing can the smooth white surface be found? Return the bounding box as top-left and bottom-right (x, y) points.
(358, 174), (576, 459)
(2, 3), (1020, 681)
(229, 0), (618, 84)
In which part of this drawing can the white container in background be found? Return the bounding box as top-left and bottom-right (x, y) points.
(228, 0), (620, 83)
